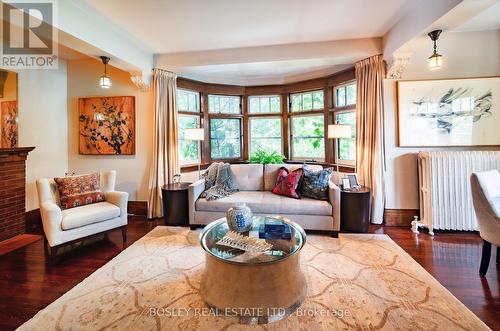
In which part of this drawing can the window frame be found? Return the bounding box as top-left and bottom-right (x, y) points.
(290, 89), (325, 113)
(177, 88), (203, 166)
(289, 113), (326, 162)
(178, 113), (202, 166)
(332, 80), (357, 167)
(333, 109), (356, 167)
(176, 72), (357, 172)
(207, 94), (244, 161)
(334, 80), (357, 109)
(248, 116), (283, 156)
(248, 95), (281, 114)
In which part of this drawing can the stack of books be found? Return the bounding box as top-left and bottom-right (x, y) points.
(258, 219), (291, 240)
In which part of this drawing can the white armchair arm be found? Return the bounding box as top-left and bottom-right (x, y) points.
(328, 181), (341, 231)
(39, 201), (63, 246)
(105, 191), (129, 222)
(188, 179), (206, 225)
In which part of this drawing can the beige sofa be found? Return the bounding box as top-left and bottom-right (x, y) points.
(188, 164), (341, 232)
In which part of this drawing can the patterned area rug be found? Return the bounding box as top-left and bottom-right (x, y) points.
(18, 226), (489, 330)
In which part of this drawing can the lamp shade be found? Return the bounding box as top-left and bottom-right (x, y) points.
(328, 124), (351, 139)
(184, 128), (204, 141)
(99, 75), (112, 89)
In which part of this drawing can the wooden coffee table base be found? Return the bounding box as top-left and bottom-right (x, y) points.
(200, 252), (306, 324)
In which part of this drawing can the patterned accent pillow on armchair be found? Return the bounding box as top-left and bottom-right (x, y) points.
(301, 164), (333, 200)
(272, 167), (304, 199)
(54, 173), (105, 209)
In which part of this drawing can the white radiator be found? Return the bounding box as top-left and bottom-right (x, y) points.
(417, 151), (500, 234)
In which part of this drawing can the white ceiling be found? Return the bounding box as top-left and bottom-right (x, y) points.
(455, 1), (500, 32)
(75, 0), (498, 85)
(83, 0), (416, 53)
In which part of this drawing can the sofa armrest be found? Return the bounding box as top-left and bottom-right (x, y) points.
(188, 179), (206, 224)
(328, 181), (341, 231)
(39, 201), (63, 246)
(105, 191), (129, 221)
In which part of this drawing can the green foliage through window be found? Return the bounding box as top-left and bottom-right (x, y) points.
(249, 95), (280, 113)
(177, 89), (200, 112)
(178, 115), (200, 164)
(208, 95), (240, 114)
(291, 90), (324, 112)
(249, 117), (282, 155)
(210, 118), (241, 159)
(291, 115), (324, 160)
(335, 111), (356, 162)
(335, 83), (356, 107)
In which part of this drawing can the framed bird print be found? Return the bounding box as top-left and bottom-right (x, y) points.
(397, 77), (500, 147)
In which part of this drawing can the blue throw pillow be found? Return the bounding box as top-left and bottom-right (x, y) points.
(301, 165), (333, 200)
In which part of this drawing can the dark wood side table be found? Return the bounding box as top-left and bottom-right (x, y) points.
(162, 182), (191, 226)
(340, 186), (371, 233)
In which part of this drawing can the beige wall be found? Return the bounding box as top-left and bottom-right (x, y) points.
(67, 59), (153, 201)
(384, 30), (500, 209)
(18, 61), (69, 210)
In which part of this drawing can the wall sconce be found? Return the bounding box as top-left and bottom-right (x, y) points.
(99, 56), (112, 88)
(427, 30), (443, 70)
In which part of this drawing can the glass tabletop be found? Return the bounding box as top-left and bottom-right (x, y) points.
(200, 215), (306, 265)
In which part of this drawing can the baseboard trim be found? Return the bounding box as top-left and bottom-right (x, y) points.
(25, 209), (42, 234)
(384, 209), (419, 227)
(128, 201), (147, 216)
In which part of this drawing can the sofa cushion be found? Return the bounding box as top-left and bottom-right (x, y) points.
(54, 173), (105, 210)
(61, 202), (121, 230)
(264, 164), (323, 191)
(196, 191), (332, 216)
(230, 164), (264, 191)
(272, 167), (303, 199)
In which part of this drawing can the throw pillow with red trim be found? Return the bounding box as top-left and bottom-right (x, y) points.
(54, 173), (105, 209)
(272, 167), (304, 199)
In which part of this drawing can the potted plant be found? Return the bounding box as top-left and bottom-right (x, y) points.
(249, 150), (285, 164)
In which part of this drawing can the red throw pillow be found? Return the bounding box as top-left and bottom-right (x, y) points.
(54, 173), (105, 209)
(272, 167), (304, 199)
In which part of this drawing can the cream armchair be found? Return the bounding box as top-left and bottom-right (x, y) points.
(470, 169), (500, 276)
(36, 170), (128, 261)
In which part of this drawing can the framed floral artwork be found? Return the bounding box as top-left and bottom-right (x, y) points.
(79, 96), (135, 155)
(1, 100), (18, 148)
(397, 77), (500, 147)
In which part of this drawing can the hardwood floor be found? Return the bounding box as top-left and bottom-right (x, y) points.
(0, 218), (498, 330)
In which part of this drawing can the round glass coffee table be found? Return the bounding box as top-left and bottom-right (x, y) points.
(200, 215), (307, 324)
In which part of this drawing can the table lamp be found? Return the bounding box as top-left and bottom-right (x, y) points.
(328, 124), (351, 184)
(184, 128), (204, 178)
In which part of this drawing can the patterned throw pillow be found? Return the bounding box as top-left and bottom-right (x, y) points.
(272, 167), (304, 199)
(54, 173), (105, 209)
(301, 164), (333, 200)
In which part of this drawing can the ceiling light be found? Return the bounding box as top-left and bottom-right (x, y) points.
(99, 56), (112, 88)
(427, 30), (443, 70)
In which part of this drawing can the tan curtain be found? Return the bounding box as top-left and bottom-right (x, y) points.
(355, 55), (386, 224)
(147, 69), (179, 218)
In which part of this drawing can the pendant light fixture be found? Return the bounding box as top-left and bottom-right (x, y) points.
(427, 30), (443, 70)
(99, 56), (112, 88)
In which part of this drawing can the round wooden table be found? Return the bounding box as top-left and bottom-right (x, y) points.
(340, 186), (371, 233)
(161, 182), (191, 226)
(199, 216), (307, 324)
